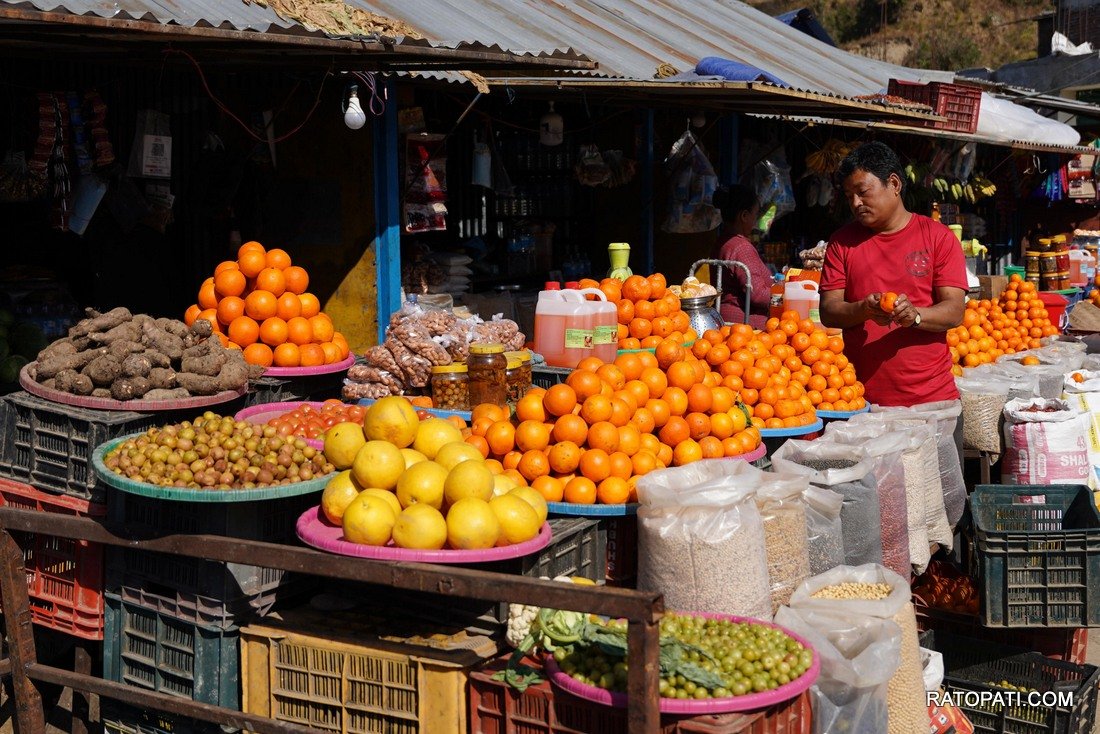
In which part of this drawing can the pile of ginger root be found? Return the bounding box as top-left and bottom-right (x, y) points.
(33, 307), (263, 401)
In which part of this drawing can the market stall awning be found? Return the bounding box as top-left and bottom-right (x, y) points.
(487, 77), (946, 123)
(0, 2), (596, 71)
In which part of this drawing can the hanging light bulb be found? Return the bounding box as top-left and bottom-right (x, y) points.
(539, 101), (563, 146)
(344, 84), (367, 130)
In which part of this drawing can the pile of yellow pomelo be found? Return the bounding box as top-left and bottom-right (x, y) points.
(320, 396), (546, 550)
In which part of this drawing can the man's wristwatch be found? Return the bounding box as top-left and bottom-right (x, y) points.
(912, 310), (922, 327)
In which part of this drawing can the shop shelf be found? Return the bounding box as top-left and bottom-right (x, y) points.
(102, 701), (220, 734)
(469, 657), (811, 734)
(244, 372), (346, 407)
(103, 592), (239, 709)
(105, 490), (318, 627)
(330, 517), (607, 638)
(887, 79), (983, 133)
(240, 604), (496, 734)
(0, 478), (105, 639)
(0, 391), (167, 503)
(969, 484), (1100, 627)
(921, 630), (1099, 734)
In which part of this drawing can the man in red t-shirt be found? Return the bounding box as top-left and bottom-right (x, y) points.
(820, 142), (967, 407)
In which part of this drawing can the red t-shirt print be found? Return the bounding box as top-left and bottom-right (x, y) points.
(820, 214), (968, 407)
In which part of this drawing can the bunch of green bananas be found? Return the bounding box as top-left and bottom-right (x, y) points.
(930, 176), (997, 204)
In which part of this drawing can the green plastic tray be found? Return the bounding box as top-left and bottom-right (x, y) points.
(92, 433), (333, 503)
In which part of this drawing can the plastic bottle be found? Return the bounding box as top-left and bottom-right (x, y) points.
(568, 287), (617, 363)
(535, 283), (586, 368)
(784, 280), (820, 321)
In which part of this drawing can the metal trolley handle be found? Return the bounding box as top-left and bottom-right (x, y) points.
(685, 259), (754, 324)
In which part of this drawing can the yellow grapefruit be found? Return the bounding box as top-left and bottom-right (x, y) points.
(412, 418), (464, 459)
(351, 440), (405, 491)
(341, 493), (396, 546)
(392, 503), (448, 550)
(446, 498), (500, 550)
(324, 422), (366, 470)
(443, 460), (494, 505)
(363, 396), (420, 448)
(395, 460), (448, 509)
(358, 487), (402, 519)
(489, 494), (541, 546)
(508, 486), (548, 525)
(400, 448), (428, 469)
(320, 470), (364, 524)
(435, 441), (484, 471)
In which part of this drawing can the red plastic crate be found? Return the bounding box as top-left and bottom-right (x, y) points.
(887, 79), (982, 133)
(0, 478), (105, 639)
(469, 658), (810, 734)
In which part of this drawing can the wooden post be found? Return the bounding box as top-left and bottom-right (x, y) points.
(0, 529), (44, 734)
(70, 642), (91, 734)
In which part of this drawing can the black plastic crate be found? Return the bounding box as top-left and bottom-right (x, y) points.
(104, 491), (320, 627)
(104, 592), (239, 709)
(921, 629), (1100, 734)
(969, 484), (1100, 627)
(531, 365), (571, 390)
(102, 700), (220, 734)
(0, 391), (166, 503)
(243, 372), (346, 407)
(333, 517), (606, 637)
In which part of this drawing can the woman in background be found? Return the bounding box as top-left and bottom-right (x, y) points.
(714, 184), (773, 328)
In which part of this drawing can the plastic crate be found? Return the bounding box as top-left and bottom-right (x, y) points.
(105, 490), (318, 627)
(887, 79), (983, 133)
(921, 630), (1099, 734)
(102, 701), (220, 734)
(332, 517), (607, 638)
(103, 592), (239, 708)
(240, 605), (496, 734)
(914, 599), (1088, 664)
(969, 484), (1100, 627)
(0, 478), (105, 639)
(0, 391), (165, 503)
(244, 372), (346, 407)
(604, 515), (637, 587)
(469, 657), (811, 734)
(531, 365), (571, 390)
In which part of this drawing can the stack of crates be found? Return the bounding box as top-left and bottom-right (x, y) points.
(103, 490), (318, 712)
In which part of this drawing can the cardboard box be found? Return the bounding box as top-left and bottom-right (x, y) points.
(978, 275), (1007, 301)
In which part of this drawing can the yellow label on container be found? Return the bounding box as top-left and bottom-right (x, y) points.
(592, 325), (617, 345)
(564, 329), (593, 349)
(809, 308), (821, 323)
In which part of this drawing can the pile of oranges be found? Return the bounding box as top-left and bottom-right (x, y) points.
(948, 274), (1058, 375)
(1088, 273), (1100, 308)
(185, 242), (350, 369)
(575, 274), (693, 350)
(459, 350), (762, 505)
(696, 313), (865, 421)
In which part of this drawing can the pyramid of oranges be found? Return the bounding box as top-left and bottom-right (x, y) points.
(460, 349), (762, 506)
(948, 274), (1058, 375)
(575, 274), (693, 350)
(184, 242), (351, 369)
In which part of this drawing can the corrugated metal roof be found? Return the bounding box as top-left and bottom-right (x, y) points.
(0, 0), (590, 60)
(344, 0), (955, 96)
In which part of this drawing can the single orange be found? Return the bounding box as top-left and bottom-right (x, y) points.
(245, 290), (278, 321)
(473, 404), (509, 423)
(543, 384), (578, 417)
(621, 275), (652, 301)
(286, 316), (313, 346)
(486, 421), (517, 456)
(531, 475), (565, 502)
(502, 451), (524, 472)
(227, 316), (260, 347)
(563, 477), (597, 505)
(238, 241), (265, 259)
(283, 265), (309, 295)
(580, 395), (614, 424)
(184, 304), (201, 327)
(242, 342), (274, 367)
(553, 413), (589, 445)
(644, 398), (671, 428)
(259, 317), (289, 346)
(215, 260), (239, 275)
(516, 393), (548, 422)
(659, 416), (690, 447)
(673, 439), (703, 466)
(548, 441), (583, 474)
(465, 435), (491, 459)
(597, 477), (631, 504)
(299, 343), (325, 367)
(238, 249), (267, 278)
(685, 412), (711, 441)
(216, 296), (246, 327)
(515, 420), (551, 453)
(320, 342), (341, 364)
(298, 293), (321, 318)
(265, 248), (292, 270)
(275, 292), (302, 321)
(567, 370), (604, 401)
(214, 268), (247, 298)
(617, 424), (642, 457)
(196, 308), (221, 333)
(663, 386), (689, 416)
(309, 314), (335, 344)
(197, 278), (218, 310)
(256, 268), (286, 297)
(596, 364), (626, 390)
(517, 450), (550, 482)
(579, 449), (611, 483)
(587, 421), (620, 454)
(273, 342), (300, 367)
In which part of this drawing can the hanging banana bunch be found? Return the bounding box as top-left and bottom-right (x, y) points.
(805, 139), (852, 175)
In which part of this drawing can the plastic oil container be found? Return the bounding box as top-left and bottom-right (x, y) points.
(784, 280), (821, 323)
(535, 285), (586, 368)
(1069, 249), (1095, 288)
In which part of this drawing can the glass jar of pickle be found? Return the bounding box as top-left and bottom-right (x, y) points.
(1056, 249), (1071, 273)
(467, 343), (508, 408)
(1039, 252), (1059, 274)
(1025, 251), (1042, 274)
(431, 364), (469, 411)
(505, 350), (532, 396)
(1050, 271), (1070, 291)
(1035, 237), (1052, 252)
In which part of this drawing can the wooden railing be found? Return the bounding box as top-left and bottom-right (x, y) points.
(0, 507), (665, 734)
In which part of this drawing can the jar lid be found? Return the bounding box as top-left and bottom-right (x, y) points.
(1040, 251), (1058, 257)
(469, 343), (505, 355)
(1025, 251), (1043, 256)
(1052, 234), (1067, 243)
(1038, 238), (1052, 245)
(505, 349), (532, 362)
(506, 357), (523, 369)
(432, 364), (468, 374)
(607, 242), (631, 251)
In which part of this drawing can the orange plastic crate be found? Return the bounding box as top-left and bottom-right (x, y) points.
(0, 477), (105, 639)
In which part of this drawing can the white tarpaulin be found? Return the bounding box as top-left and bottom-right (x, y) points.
(976, 92), (1081, 146)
